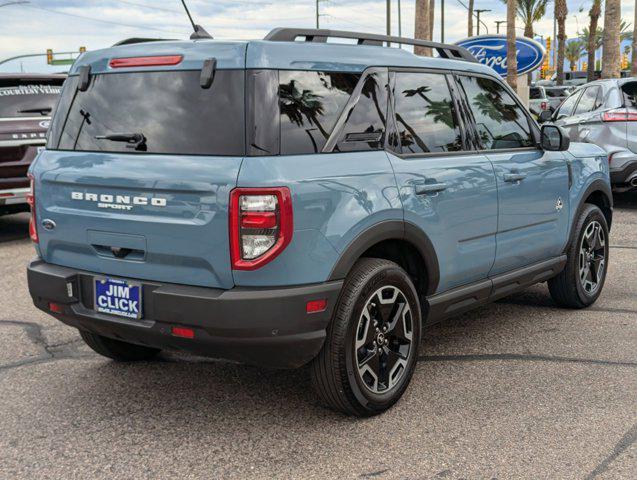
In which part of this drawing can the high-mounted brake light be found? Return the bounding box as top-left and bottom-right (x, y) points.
(229, 187), (293, 270)
(26, 173), (38, 243)
(602, 109), (637, 122)
(109, 55), (183, 69)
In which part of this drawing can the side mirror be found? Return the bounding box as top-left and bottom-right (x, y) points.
(541, 124), (570, 151)
(537, 109), (553, 124)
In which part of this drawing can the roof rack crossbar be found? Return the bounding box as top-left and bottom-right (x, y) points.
(264, 28), (477, 63)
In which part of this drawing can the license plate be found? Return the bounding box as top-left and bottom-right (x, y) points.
(94, 277), (142, 319)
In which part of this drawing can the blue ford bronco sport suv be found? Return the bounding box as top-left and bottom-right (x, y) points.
(27, 29), (612, 416)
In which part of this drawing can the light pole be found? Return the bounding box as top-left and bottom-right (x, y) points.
(475, 9), (491, 36)
(0, 1), (29, 7)
(495, 20), (506, 34)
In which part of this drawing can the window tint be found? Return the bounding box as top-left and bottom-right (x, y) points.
(529, 87), (544, 99)
(574, 86), (601, 114)
(555, 90), (581, 118)
(457, 75), (534, 150)
(279, 71), (359, 155)
(50, 70), (245, 155)
(621, 82), (637, 108)
(546, 87), (569, 98)
(393, 72), (462, 154)
(335, 70), (388, 152)
(0, 78), (63, 118)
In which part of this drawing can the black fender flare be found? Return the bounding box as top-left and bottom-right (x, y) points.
(327, 220), (440, 295)
(566, 179), (613, 251)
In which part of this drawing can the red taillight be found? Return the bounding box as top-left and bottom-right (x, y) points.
(229, 187), (293, 270)
(540, 101), (548, 111)
(171, 326), (195, 339)
(109, 55), (183, 69)
(306, 299), (327, 314)
(27, 173), (38, 243)
(602, 109), (637, 122)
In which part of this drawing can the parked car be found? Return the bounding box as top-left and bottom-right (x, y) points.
(529, 86), (550, 117)
(544, 85), (573, 111)
(0, 73), (65, 216)
(27, 29), (612, 416)
(542, 77), (637, 192)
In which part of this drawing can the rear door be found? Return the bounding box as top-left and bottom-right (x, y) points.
(387, 70), (498, 293)
(572, 85), (603, 141)
(37, 67), (246, 289)
(455, 73), (570, 275)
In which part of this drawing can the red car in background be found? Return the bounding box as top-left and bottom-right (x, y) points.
(0, 73), (65, 216)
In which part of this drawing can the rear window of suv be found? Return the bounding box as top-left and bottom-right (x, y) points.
(0, 78), (63, 118)
(47, 70), (245, 156)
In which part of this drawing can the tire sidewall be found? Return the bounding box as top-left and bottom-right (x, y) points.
(342, 264), (421, 413)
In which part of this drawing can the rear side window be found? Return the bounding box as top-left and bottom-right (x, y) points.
(621, 82), (637, 108)
(529, 88), (543, 99)
(279, 71), (359, 155)
(334, 70), (388, 152)
(457, 75), (534, 150)
(48, 70), (245, 156)
(555, 90), (582, 118)
(0, 78), (63, 118)
(574, 86), (601, 114)
(393, 72), (462, 153)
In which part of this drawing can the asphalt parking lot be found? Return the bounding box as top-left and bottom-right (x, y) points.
(0, 194), (635, 480)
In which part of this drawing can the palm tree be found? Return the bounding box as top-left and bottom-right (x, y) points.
(507, 0), (518, 90)
(468, 0), (474, 36)
(414, 0), (432, 56)
(500, 0), (547, 38)
(632, 4), (637, 75)
(602, 0), (621, 78)
(565, 40), (585, 71)
(555, 0), (568, 85)
(429, 0), (435, 39)
(585, 0), (602, 82)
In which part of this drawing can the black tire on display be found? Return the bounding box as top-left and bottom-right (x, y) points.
(79, 330), (161, 361)
(548, 204), (610, 308)
(310, 258), (422, 416)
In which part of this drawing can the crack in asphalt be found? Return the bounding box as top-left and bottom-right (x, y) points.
(610, 245), (637, 250)
(584, 423), (637, 479)
(0, 320), (94, 373)
(418, 353), (637, 368)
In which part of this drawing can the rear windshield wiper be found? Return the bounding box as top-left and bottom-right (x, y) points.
(95, 133), (147, 151)
(19, 107), (52, 115)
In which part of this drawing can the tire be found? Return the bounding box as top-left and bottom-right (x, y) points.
(310, 258), (422, 416)
(548, 204), (609, 308)
(79, 330), (161, 361)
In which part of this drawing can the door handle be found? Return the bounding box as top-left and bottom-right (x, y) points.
(415, 182), (448, 195)
(503, 172), (527, 183)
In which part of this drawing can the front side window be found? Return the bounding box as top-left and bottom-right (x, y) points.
(393, 72), (462, 154)
(49, 70), (245, 156)
(574, 86), (601, 114)
(279, 71), (359, 155)
(457, 75), (534, 150)
(555, 90), (582, 118)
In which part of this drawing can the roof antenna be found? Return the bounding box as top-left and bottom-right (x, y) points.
(180, 0), (213, 40)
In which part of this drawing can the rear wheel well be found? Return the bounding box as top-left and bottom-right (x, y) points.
(584, 190), (612, 229)
(360, 239), (429, 309)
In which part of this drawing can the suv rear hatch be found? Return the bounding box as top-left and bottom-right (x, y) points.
(34, 42), (247, 289)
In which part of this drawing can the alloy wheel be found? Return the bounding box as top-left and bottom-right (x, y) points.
(354, 286), (413, 394)
(578, 220), (606, 295)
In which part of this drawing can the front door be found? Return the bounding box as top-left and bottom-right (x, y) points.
(387, 70), (498, 294)
(455, 73), (570, 275)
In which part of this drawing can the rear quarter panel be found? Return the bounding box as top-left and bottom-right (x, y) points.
(234, 151), (402, 287)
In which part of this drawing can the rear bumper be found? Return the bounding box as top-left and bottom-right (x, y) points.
(609, 153), (637, 188)
(0, 187), (29, 215)
(27, 259), (342, 369)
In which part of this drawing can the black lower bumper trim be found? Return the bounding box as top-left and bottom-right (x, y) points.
(27, 259), (342, 369)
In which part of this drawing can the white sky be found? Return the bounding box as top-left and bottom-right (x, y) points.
(0, 0), (634, 72)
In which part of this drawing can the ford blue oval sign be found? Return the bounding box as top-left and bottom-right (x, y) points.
(455, 35), (546, 77)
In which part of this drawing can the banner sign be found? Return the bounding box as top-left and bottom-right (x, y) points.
(455, 35), (546, 77)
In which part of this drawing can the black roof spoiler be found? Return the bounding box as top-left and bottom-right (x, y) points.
(264, 28), (477, 63)
(112, 38), (174, 47)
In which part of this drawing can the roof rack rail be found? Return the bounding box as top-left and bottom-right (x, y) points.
(264, 28), (477, 63)
(112, 38), (173, 47)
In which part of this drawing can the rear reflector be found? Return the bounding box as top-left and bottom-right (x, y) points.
(49, 303), (63, 313)
(109, 55), (183, 69)
(602, 109), (637, 122)
(306, 299), (327, 314)
(27, 173), (38, 243)
(0, 193), (14, 198)
(171, 326), (195, 339)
